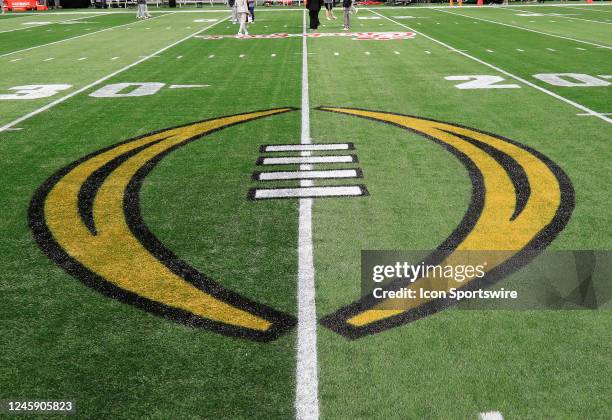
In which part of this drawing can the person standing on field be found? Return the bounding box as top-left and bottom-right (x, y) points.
(236, 0), (251, 36)
(305, 0), (322, 31)
(136, 0), (151, 19)
(248, 0), (256, 23)
(323, 0), (336, 21)
(0, 0), (5, 15)
(342, 0), (354, 31)
(228, 0), (238, 24)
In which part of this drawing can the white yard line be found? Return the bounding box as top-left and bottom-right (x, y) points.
(253, 186), (363, 199)
(433, 8), (612, 50)
(0, 13), (173, 59)
(263, 143), (351, 152)
(370, 10), (612, 124)
(295, 9), (319, 420)
(261, 156), (354, 165)
(504, 6), (612, 25)
(562, 6), (612, 14)
(256, 169), (359, 180)
(0, 16), (229, 134)
(577, 112), (612, 117)
(0, 14), (95, 34)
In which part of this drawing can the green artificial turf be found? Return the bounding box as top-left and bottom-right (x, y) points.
(0, 5), (610, 419)
(0, 13), (138, 55)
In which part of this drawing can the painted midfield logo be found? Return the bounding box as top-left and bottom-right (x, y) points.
(29, 107), (574, 341)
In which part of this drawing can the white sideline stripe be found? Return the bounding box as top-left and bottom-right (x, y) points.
(295, 8), (319, 420)
(434, 8), (612, 50)
(0, 14), (94, 34)
(254, 186), (364, 199)
(256, 169), (359, 180)
(263, 143), (350, 152)
(0, 13), (173, 59)
(370, 10), (612, 125)
(577, 112), (612, 117)
(261, 155), (355, 165)
(0, 17), (229, 135)
(479, 411), (504, 420)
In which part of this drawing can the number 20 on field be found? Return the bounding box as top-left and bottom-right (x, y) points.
(445, 73), (611, 89)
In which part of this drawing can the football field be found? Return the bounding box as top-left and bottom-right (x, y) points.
(1, 3), (611, 419)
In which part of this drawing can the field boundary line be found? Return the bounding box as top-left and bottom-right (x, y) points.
(499, 6), (612, 25)
(0, 14), (97, 34)
(370, 9), (612, 124)
(434, 8), (612, 49)
(18, 4), (612, 14)
(0, 16), (229, 134)
(295, 10), (320, 420)
(0, 12), (175, 58)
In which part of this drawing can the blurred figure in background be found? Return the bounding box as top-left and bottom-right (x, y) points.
(248, 0), (256, 23)
(305, 0), (322, 31)
(229, 0), (238, 25)
(324, 0), (336, 21)
(342, 0), (354, 31)
(236, 0), (251, 36)
(136, 0), (151, 20)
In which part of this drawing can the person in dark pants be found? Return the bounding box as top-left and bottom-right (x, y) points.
(248, 0), (255, 23)
(305, 0), (322, 31)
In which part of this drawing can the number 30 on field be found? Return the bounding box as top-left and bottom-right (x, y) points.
(0, 82), (172, 100)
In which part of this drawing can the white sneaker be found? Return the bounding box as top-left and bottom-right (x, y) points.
(244, 31), (249, 35)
